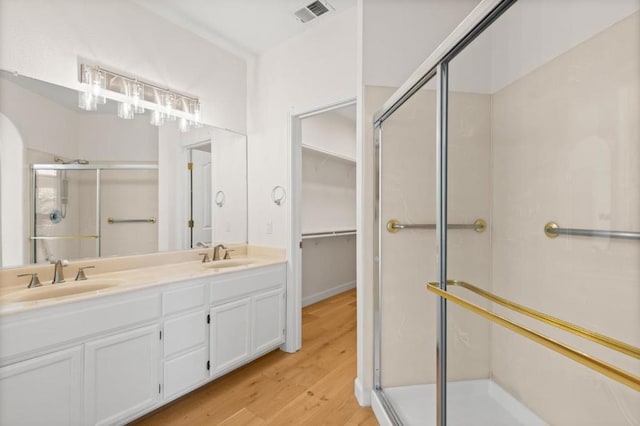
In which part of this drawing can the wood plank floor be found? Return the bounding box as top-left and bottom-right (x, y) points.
(133, 289), (377, 425)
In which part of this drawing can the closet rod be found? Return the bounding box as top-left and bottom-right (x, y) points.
(301, 230), (356, 239)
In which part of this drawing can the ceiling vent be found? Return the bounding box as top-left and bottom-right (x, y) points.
(294, 0), (334, 23)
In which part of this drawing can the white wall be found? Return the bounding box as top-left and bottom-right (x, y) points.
(247, 6), (358, 248)
(212, 129), (248, 245)
(0, 113), (25, 267)
(0, 0), (246, 134)
(362, 0), (481, 88)
(0, 78), (79, 159)
(302, 236), (356, 307)
(76, 114), (158, 162)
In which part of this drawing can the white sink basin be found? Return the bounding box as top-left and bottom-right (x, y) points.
(202, 258), (256, 270)
(0, 279), (124, 304)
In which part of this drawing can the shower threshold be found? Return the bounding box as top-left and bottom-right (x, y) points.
(372, 379), (547, 426)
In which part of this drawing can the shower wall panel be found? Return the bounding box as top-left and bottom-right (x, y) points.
(490, 11), (640, 424)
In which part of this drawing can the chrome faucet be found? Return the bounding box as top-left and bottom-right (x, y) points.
(212, 244), (227, 261)
(52, 260), (66, 284)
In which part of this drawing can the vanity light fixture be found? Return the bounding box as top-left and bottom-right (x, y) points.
(78, 63), (202, 130)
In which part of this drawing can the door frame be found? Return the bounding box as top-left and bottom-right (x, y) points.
(286, 97), (357, 353)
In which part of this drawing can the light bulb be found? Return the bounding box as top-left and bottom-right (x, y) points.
(178, 117), (191, 133)
(117, 102), (134, 119)
(78, 91), (97, 111)
(92, 69), (106, 104)
(132, 82), (144, 114)
(150, 110), (165, 126)
(164, 93), (176, 121)
(190, 100), (202, 128)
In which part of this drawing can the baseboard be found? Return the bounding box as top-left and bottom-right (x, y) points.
(302, 280), (356, 307)
(354, 377), (371, 406)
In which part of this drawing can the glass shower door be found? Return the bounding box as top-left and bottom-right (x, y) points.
(375, 80), (439, 423)
(441, 0), (640, 424)
(32, 167), (98, 263)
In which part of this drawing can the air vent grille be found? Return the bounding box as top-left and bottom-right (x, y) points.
(307, 1), (329, 16)
(294, 0), (334, 23)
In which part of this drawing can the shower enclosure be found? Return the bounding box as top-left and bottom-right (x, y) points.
(372, 0), (639, 425)
(31, 163), (158, 263)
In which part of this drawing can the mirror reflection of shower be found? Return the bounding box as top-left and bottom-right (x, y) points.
(49, 157), (89, 224)
(31, 160), (158, 263)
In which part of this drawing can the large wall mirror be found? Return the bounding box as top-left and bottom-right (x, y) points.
(0, 70), (247, 268)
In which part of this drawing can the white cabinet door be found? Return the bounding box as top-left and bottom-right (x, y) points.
(163, 346), (208, 400)
(209, 297), (251, 375)
(252, 288), (285, 354)
(0, 346), (82, 426)
(84, 324), (160, 426)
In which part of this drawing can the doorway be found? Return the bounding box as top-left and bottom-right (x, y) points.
(288, 98), (357, 352)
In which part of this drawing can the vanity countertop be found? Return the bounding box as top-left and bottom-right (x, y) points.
(0, 246), (286, 315)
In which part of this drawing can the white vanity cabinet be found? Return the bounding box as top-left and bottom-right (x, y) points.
(0, 261), (287, 425)
(0, 346), (83, 426)
(84, 324), (161, 426)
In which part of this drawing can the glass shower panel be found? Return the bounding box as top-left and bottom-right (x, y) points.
(33, 168), (98, 262)
(444, 0), (640, 424)
(377, 81), (438, 422)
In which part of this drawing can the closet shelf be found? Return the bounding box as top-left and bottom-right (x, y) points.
(301, 229), (357, 239)
(302, 144), (356, 164)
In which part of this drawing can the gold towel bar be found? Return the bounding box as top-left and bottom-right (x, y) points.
(446, 280), (640, 360)
(427, 282), (640, 392)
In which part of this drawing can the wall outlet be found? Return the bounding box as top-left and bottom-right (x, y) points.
(226, 221), (231, 232)
(266, 221), (273, 234)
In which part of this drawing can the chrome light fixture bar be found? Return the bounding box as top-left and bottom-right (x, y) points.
(78, 63), (202, 132)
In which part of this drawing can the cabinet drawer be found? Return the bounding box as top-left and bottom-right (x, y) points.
(163, 311), (207, 358)
(0, 294), (161, 361)
(210, 264), (285, 304)
(163, 347), (208, 400)
(163, 283), (206, 315)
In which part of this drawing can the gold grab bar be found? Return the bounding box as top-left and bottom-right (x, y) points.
(427, 282), (640, 392)
(446, 280), (640, 360)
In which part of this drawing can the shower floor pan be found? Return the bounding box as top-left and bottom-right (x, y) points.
(372, 379), (547, 426)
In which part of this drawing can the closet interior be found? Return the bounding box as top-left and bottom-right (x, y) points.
(300, 104), (357, 307)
